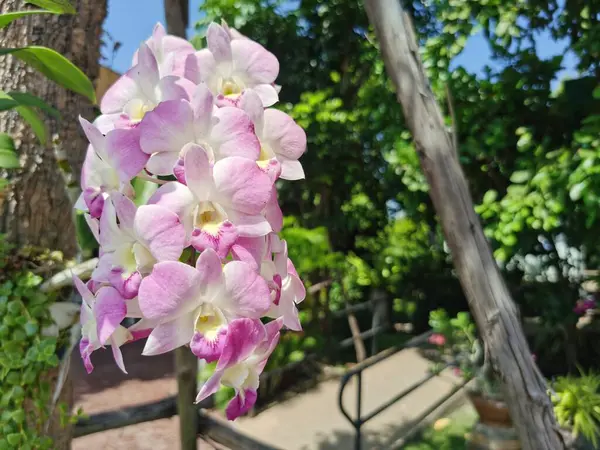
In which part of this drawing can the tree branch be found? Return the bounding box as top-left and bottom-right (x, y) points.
(362, 1), (565, 449)
(40, 258), (98, 292)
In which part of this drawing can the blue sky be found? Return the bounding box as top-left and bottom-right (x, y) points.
(104, 0), (577, 80)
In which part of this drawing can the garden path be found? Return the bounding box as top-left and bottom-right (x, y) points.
(232, 348), (465, 449)
(70, 340), (464, 449)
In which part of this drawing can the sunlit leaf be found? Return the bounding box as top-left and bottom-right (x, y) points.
(26, 0), (75, 14)
(0, 90), (18, 111)
(6, 92), (60, 119)
(0, 134), (19, 169)
(16, 106), (47, 145)
(0, 10), (54, 29)
(510, 170), (532, 184)
(0, 46), (95, 103)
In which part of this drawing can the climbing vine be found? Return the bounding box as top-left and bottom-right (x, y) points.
(0, 238), (81, 449)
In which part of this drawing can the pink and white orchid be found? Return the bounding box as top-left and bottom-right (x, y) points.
(137, 248), (271, 359)
(240, 90), (307, 180)
(93, 193), (186, 298)
(133, 23), (195, 78)
(139, 84), (259, 176)
(75, 117), (147, 218)
(185, 23), (279, 107)
(149, 144), (274, 256)
(101, 43), (194, 125)
(262, 236), (306, 331)
(76, 21), (306, 420)
(195, 317), (282, 420)
(73, 276), (131, 374)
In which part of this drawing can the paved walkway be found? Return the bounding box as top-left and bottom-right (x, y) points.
(71, 340), (464, 449)
(232, 348), (465, 450)
(71, 340), (218, 450)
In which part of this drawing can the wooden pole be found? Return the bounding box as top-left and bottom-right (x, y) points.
(175, 347), (199, 450)
(362, 1), (565, 449)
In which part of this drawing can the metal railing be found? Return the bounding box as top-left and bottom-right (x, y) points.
(338, 330), (468, 450)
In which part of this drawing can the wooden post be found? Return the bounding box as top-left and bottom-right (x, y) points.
(175, 348), (198, 450)
(362, 2), (565, 449)
(347, 313), (367, 362)
(370, 289), (387, 356)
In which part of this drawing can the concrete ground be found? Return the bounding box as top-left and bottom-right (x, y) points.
(71, 340), (464, 450)
(71, 339), (217, 450)
(232, 348), (465, 450)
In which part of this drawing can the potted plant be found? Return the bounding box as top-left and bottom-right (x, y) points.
(428, 309), (521, 449)
(550, 369), (600, 449)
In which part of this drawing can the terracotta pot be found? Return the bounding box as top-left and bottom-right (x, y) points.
(468, 392), (513, 428)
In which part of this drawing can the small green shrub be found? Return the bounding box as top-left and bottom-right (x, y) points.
(551, 369), (600, 447)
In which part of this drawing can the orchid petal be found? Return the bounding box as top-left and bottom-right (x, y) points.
(195, 370), (223, 403)
(212, 108), (260, 160)
(183, 144), (214, 201)
(213, 157), (272, 214)
(138, 261), (201, 321)
(105, 127), (148, 181)
(231, 39), (278, 84)
(142, 313), (195, 355)
(221, 261), (271, 317)
(134, 205), (185, 261)
(94, 286), (127, 345)
(139, 100), (194, 155)
(217, 318), (266, 370)
(226, 389), (257, 420)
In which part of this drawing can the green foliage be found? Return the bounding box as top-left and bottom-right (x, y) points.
(26, 0), (76, 14)
(551, 370), (600, 446)
(0, 134), (19, 169)
(428, 309), (478, 380)
(5, 92), (60, 119)
(0, 47), (95, 103)
(0, 238), (75, 449)
(0, 10), (54, 29)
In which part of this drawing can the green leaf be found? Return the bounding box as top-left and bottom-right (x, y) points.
(0, 150), (18, 169)
(0, 134), (19, 169)
(0, 90), (18, 111)
(570, 181), (588, 201)
(16, 106), (47, 144)
(483, 190), (498, 204)
(593, 85), (600, 100)
(0, 179), (8, 191)
(132, 177), (159, 206)
(0, 133), (16, 152)
(0, 10), (54, 29)
(7, 92), (60, 118)
(510, 170), (532, 184)
(26, 0), (76, 14)
(0, 46), (95, 103)
(6, 434), (20, 446)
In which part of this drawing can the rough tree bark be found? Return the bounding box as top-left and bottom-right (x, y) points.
(164, 0), (188, 38)
(363, 1), (565, 449)
(0, 1), (106, 449)
(162, 1), (198, 448)
(0, 0), (106, 259)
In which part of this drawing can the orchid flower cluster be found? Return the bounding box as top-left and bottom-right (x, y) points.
(73, 22), (306, 420)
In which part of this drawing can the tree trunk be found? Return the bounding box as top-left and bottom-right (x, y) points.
(0, 0), (106, 259)
(164, 0), (189, 38)
(363, 2), (565, 449)
(0, 2), (106, 449)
